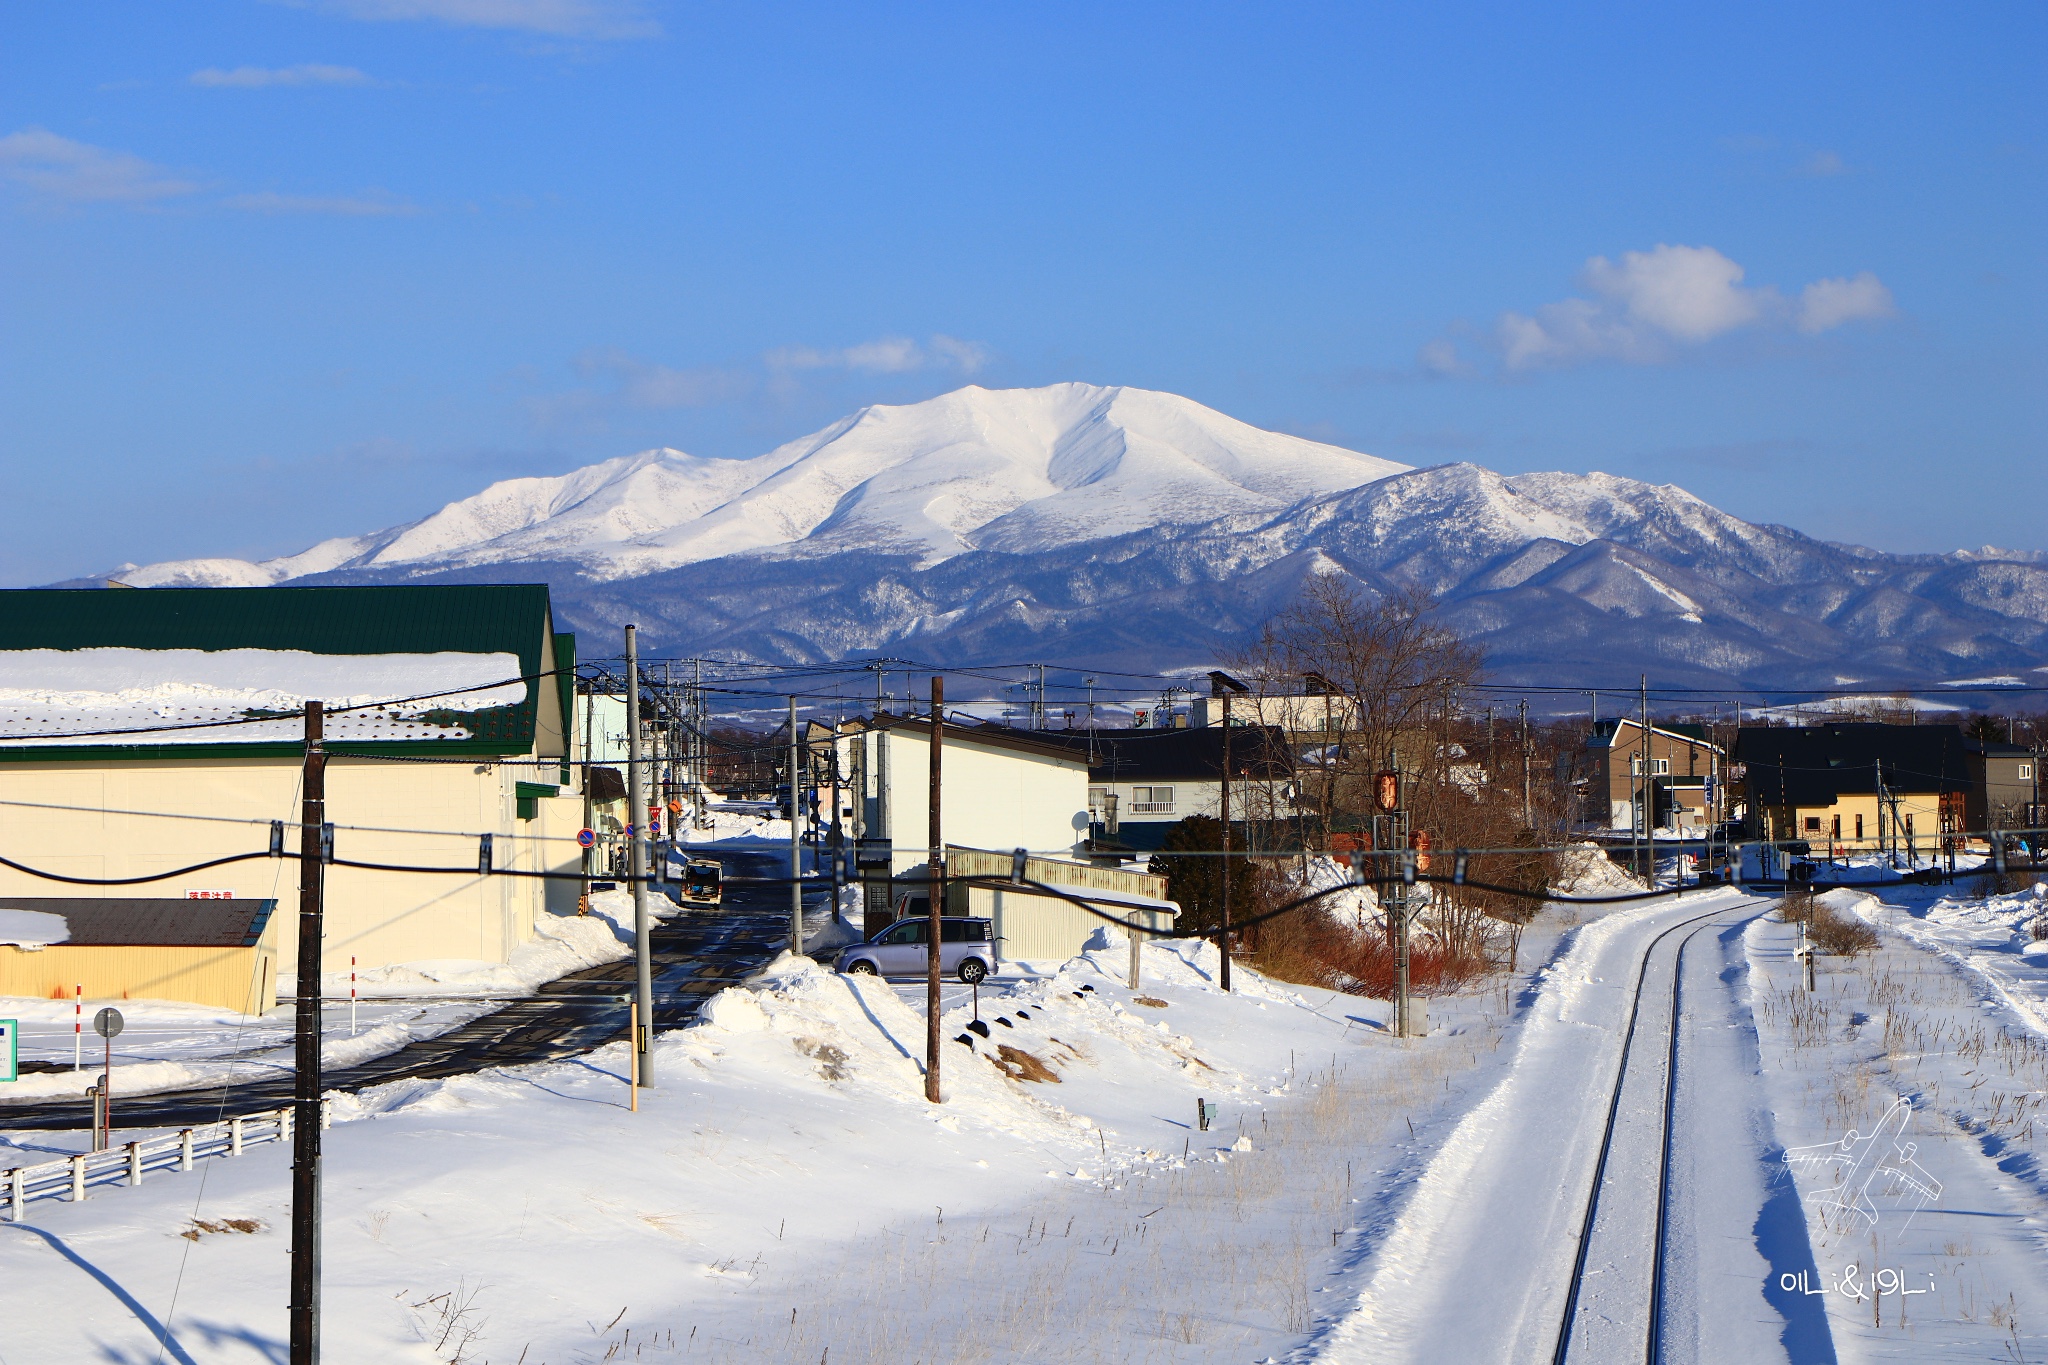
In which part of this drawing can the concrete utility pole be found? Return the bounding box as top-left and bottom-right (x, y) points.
(626, 626), (654, 1089)
(925, 677), (945, 1103)
(788, 697), (803, 954)
(289, 699), (327, 1365)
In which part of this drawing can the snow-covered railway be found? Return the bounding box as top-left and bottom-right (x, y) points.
(1552, 900), (1765, 1363)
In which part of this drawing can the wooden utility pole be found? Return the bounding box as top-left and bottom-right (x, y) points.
(925, 677), (944, 1103)
(1638, 674), (1651, 887)
(1219, 685), (1234, 994)
(289, 700), (327, 1365)
(626, 626), (654, 1089)
(1519, 698), (1532, 829)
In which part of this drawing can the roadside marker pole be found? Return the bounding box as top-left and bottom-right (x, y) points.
(73, 985), (81, 1072)
(628, 1000), (639, 1112)
(626, 625), (654, 1091)
(289, 699), (327, 1365)
(925, 676), (944, 1105)
(349, 958), (357, 1037)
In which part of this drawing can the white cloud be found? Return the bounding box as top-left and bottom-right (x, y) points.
(1798, 149), (1848, 177)
(1797, 272), (1896, 333)
(1416, 337), (1475, 378)
(1484, 244), (1895, 371)
(0, 128), (199, 205)
(766, 334), (990, 376)
(571, 349), (749, 408)
(226, 189), (418, 216)
(302, 0), (658, 39)
(191, 64), (377, 88)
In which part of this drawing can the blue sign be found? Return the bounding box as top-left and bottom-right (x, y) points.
(0, 1019), (15, 1083)
(576, 828), (596, 849)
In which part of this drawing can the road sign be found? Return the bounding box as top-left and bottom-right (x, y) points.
(576, 828), (596, 849)
(0, 1019), (15, 1083)
(93, 1007), (124, 1039)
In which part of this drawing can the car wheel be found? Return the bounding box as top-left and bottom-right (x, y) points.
(958, 958), (988, 985)
(847, 960), (878, 975)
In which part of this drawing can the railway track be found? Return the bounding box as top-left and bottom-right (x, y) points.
(1551, 895), (1775, 1364)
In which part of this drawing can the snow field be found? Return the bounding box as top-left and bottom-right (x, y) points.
(0, 925), (1521, 1363)
(1747, 899), (2048, 1360)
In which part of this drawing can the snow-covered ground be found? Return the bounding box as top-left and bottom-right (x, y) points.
(11, 866), (2048, 1362)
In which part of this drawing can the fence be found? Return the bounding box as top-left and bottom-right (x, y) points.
(4, 1106), (312, 1223)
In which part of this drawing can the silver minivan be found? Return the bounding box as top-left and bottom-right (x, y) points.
(836, 916), (995, 983)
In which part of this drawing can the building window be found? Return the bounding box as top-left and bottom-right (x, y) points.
(1831, 815), (1841, 839)
(2022, 764), (2035, 780)
(1631, 757), (1671, 776)
(1855, 814), (1864, 840)
(1131, 786), (1175, 814)
(1803, 816), (1822, 833)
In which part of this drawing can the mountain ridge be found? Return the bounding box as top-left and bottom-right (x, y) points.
(82, 383), (2048, 691)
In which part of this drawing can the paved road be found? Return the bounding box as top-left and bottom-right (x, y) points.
(0, 851), (823, 1132)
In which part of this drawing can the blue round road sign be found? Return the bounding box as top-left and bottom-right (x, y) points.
(576, 828), (596, 848)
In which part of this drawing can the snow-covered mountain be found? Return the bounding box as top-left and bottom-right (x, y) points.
(95, 383), (2048, 690)
(117, 384), (1409, 587)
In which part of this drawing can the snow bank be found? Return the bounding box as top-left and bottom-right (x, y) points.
(1848, 881), (2048, 1037)
(1553, 841), (1645, 895)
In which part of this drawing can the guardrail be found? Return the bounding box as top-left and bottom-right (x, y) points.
(4, 1106), (312, 1223)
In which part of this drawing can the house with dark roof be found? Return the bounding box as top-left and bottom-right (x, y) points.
(1584, 718), (1726, 833)
(1734, 723), (1970, 852)
(0, 585), (582, 1011)
(0, 897), (278, 1013)
(977, 724), (1297, 855)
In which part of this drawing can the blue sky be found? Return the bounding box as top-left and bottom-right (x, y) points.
(1, 2), (2041, 585)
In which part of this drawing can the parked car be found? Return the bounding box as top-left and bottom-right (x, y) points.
(836, 916), (994, 983)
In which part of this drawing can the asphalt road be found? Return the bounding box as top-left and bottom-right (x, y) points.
(0, 851), (823, 1132)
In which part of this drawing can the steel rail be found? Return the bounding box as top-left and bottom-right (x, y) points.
(1550, 895), (1773, 1365)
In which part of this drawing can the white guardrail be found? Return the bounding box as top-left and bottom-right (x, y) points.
(4, 1105), (321, 1223)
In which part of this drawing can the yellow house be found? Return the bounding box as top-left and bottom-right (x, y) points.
(1734, 722), (1969, 853)
(0, 897), (277, 1014)
(0, 584), (584, 1012)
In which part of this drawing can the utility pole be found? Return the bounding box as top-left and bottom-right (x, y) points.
(1520, 698), (1532, 829)
(625, 627), (654, 1090)
(289, 700), (327, 1365)
(1639, 674), (1651, 888)
(925, 677), (945, 1103)
(789, 697), (803, 954)
(1209, 673), (1248, 992)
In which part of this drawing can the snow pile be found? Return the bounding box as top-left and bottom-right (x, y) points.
(1294, 855), (1380, 930)
(1552, 842), (1645, 895)
(0, 907), (68, 947)
(1848, 881), (2048, 1037)
(0, 647), (525, 747)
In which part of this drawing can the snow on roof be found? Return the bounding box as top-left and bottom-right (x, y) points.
(0, 647), (526, 748)
(0, 907), (69, 947)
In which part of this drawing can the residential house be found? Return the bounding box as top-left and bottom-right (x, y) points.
(1734, 723), (1970, 852)
(1586, 719), (1726, 832)
(0, 584), (583, 1012)
(1964, 736), (2042, 832)
(844, 713), (1093, 933)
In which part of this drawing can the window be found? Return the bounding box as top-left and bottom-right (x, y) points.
(1131, 785), (1175, 814)
(1630, 757), (1671, 776)
(1803, 816), (1822, 833)
(879, 920), (926, 945)
(2022, 764), (2035, 780)
(1855, 814), (1864, 840)
(939, 920), (988, 943)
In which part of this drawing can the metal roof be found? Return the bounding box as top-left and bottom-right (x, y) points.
(1734, 723), (1971, 806)
(0, 897), (276, 947)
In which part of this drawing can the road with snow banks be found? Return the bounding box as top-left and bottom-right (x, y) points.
(1309, 889), (1794, 1365)
(0, 853), (811, 1132)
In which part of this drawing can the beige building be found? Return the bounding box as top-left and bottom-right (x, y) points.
(0, 584), (584, 1011)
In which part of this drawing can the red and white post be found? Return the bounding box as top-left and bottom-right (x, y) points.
(349, 957), (357, 1037)
(72, 984), (82, 1072)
